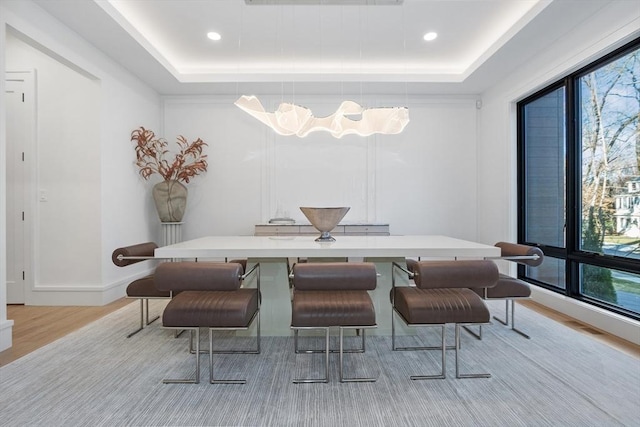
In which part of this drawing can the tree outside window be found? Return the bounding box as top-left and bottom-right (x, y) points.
(579, 48), (640, 305)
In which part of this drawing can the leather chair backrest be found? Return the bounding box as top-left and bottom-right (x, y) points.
(293, 262), (376, 291)
(413, 260), (498, 289)
(155, 262), (243, 292)
(228, 259), (247, 274)
(111, 242), (158, 267)
(495, 242), (544, 267)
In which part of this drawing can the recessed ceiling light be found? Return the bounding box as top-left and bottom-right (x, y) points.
(207, 32), (222, 41)
(423, 32), (438, 42)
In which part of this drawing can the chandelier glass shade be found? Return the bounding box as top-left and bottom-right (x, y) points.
(235, 95), (409, 138)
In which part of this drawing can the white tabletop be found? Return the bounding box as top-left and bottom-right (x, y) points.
(154, 235), (500, 259)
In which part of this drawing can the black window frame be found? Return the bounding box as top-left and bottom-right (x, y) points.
(517, 37), (640, 321)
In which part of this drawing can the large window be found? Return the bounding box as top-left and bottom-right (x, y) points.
(518, 38), (640, 319)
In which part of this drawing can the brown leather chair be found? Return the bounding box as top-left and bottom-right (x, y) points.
(112, 242), (170, 338)
(183, 258), (248, 353)
(392, 260), (498, 379)
(155, 261), (260, 384)
(291, 262), (377, 383)
(471, 242), (544, 339)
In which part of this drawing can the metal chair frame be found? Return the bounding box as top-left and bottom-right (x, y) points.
(465, 289), (530, 340)
(113, 251), (178, 338)
(391, 262), (491, 379)
(290, 262), (377, 384)
(492, 297), (529, 338)
(126, 295), (170, 338)
(291, 325), (377, 384)
(473, 252), (542, 340)
(294, 328), (366, 354)
(162, 263), (261, 385)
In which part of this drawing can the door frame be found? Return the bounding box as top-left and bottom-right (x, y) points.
(5, 70), (36, 305)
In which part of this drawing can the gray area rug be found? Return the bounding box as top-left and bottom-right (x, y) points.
(0, 299), (638, 427)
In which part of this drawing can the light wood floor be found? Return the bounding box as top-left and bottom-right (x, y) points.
(519, 300), (639, 358)
(0, 299), (638, 367)
(0, 298), (132, 366)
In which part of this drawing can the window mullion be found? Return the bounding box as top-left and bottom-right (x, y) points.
(566, 75), (580, 298)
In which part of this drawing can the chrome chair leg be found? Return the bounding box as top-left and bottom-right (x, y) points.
(455, 324), (491, 379)
(209, 328), (246, 385)
(293, 327), (330, 384)
(339, 326), (376, 383)
(392, 309), (455, 351)
(163, 327), (200, 384)
(144, 298), (160, 326)
(127, 298), (161, 338)
(462, 324), (483, 340)
(492, 300), (510, 326)
(189, 329), (208, 354)
(492, 300), (530, 339)
(126, 299), (145, 338)
(295, 327), (366, 354)
(410, 325), (446, 380)
(190, 311), (261, 354)
(510, 301), (530, 339)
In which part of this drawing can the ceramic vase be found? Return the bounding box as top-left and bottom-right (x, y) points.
(152, 180), (187, 222)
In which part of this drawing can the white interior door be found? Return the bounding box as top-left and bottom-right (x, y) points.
(5, 71), (35, 304)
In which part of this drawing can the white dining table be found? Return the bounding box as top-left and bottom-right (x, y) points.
(155, 235), (500, 336)
(154, 235), (500, 259)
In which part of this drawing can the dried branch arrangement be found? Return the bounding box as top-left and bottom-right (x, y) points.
(131, 126), (208, 183)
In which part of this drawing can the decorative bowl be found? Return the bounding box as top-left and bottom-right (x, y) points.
(299, 207), (350, 242)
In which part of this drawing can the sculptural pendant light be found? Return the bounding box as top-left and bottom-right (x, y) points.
(235, 2), (409, 138)
(234, 95), (409, 138)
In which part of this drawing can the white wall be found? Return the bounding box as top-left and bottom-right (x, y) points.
(6, 31), (102, 304)
(0, 0), (162, 350)
(162, 95), (480, 241)
(477, 1), (640, 344)
(0, 5), (12, 352)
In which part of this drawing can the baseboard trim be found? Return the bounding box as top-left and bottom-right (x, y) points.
(531, 286), (640, 345)
(22, 268), (155, 306)
(0, 319), (15, 352)
(25, 281), (130, 306)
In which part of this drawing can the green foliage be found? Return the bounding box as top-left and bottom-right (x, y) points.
(582, 207), (618, 304)
(582, 264), (617, 304)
